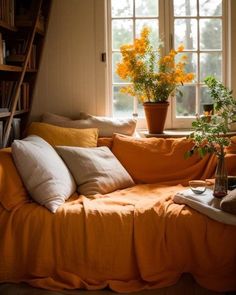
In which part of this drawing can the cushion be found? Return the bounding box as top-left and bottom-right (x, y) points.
(97, 137), (113, 149)
(27, 122), (98, 147)
(41, 112), (73, 124)
(220, 190), (236, 215)
(11, 136), (76, 213)
(56, 146), (134, 196)
(41, 112), (137, 137)
(111, 134), (215, 185)
(0, 148), (29, 211)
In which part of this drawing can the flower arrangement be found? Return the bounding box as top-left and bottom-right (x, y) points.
(116, 27), (194, 103)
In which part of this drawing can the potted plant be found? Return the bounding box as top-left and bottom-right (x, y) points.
(186, 76), (236, 198)
(116, 27), (194, 134)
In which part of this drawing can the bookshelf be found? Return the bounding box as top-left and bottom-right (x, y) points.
(0, 0), (52, 148)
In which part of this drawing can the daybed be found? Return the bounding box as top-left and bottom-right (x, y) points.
(0, 124), (236, 293)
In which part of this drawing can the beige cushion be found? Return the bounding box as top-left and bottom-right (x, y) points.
(220, 190), (236, 215)
(56, 146), (134, 196)
(41, 112), (73, 124)
(41, 112), (137, 137)
(12, 136), (76, 213)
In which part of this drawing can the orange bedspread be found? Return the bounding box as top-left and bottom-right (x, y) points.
(1, 141), (236, 293)
(0, 183), (236, 292)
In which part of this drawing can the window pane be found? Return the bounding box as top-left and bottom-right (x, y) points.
(112, 20), (133, 50)
(135, 0), (158, 17)
(176, 86), (196, 117)
(137, 101), (145, 117)
(173, 0), (197, 16)
(200, 53), (222, 81)
(176, 52), (198, 82)
(199, 0), (222, 16)
(136, 19), (159, 47)
(174, 19), (197, 50)
(200, 19), (222, 50)
(112, 0), (133, 17)
(113, 86), (134, 117)
(113, 52), (125, 83)
(200, 86), (214, 114)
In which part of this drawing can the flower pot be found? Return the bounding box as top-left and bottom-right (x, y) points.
(143, 102), (169, 134)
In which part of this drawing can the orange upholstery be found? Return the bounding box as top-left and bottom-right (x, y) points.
(97, 137), (113, 149)
(0, 148), (29, 211)
(111, 134), (218, 185)
(1, 139), (236, 292)
(0, 184), (235, 292)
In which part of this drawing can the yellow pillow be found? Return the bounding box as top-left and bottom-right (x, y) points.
(27, 122), (98, 147)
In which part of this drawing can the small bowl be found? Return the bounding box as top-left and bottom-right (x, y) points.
(189, 180), (207, 195)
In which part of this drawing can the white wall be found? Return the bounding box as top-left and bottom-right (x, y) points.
(30, 0), (107, 121)
(30, 0), (236, 122)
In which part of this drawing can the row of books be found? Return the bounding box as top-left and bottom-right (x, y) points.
(6, 43), (37, 69)
(0, 117), (20, 148)
(0, 80), (30, 111)
(0, 0), (14, 27)
(1, 35), (37, 69)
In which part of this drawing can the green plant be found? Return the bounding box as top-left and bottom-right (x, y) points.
(186, 76), (236, 158)
(205, 76), (236, 125)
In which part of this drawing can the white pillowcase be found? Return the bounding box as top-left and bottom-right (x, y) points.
(41, 112), (137, 137)
(56, 146), (135, 196)
(12, 136), (76, 213)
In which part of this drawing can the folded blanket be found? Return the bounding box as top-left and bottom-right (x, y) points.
(174, 189), (236, 226)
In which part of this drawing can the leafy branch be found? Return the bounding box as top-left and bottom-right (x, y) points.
(186, 76), (236, 158)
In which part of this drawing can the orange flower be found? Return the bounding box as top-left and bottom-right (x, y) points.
(116, 26), (194, 103)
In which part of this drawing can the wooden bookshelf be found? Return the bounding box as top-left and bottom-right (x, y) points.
(0, 0), (52, 148)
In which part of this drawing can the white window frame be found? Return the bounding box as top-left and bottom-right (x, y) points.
(106, 0), (230, 130)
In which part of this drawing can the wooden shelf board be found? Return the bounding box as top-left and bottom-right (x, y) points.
(15, 109), (29, 115)
(0, 20), (17, 32)
(0, 64), (37, 72)
(0, 109), (29, 119)
(0, 111), (11, 118)
(0, 64), (23, 72)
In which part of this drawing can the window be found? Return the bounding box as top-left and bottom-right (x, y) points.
(107, 0), (228, 129)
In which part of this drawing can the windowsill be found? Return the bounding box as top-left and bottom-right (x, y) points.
(138, 129), (236, 138)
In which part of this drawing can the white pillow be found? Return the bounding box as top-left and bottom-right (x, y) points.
(56, 146), (135, 196)
(12, 136), (76, 213)
(41, 112), (137, 137)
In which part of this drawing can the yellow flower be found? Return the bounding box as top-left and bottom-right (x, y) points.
(116, 26), (194, 103)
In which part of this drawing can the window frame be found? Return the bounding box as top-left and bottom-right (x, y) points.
(106, 0), (230, 130)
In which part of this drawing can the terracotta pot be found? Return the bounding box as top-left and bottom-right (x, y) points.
(143, 102), (169, 134)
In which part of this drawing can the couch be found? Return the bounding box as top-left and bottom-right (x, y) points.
(0, 123), (236, 293)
